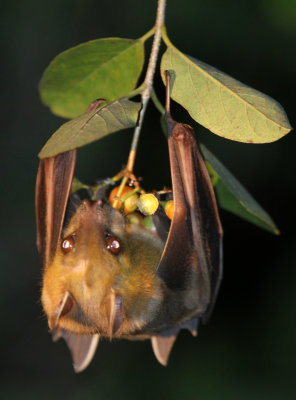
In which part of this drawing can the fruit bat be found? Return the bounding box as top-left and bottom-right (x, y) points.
(35, 73), (223, 372)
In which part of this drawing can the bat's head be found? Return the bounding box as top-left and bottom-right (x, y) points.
(41, 200), (164, 338)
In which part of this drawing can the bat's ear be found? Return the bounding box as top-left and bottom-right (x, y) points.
(47, 291), (99, 373)
(151, 334), (176, 366)
(35, 150), (77, 268)
(52, 329), (100, 373)
(151, 316), (199, 366)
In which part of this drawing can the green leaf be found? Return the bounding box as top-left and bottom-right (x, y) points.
(160, 40), (292, 143)
(200, 144), (279, 234)
(39, 37), (145, 119)
(38, 99), (141, 158)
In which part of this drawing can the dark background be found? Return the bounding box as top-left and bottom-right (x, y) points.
(1, 0), (296, 398)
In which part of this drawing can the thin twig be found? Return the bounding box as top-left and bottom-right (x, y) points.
(126, 0), (166, 172)
(113, 0), (166, 207)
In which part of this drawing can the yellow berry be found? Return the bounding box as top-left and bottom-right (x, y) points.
(138, 193), (159, 215)
(124, 193), (139, 214)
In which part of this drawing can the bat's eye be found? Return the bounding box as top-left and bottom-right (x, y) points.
(106, 236), (121, 255)
(61, 235), (76, 254)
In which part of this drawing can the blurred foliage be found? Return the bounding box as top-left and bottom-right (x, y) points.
(1, 0), (295, 399)
(263, 0), (296, 32)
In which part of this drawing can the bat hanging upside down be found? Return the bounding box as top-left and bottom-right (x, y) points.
(35, 74), (223, 372)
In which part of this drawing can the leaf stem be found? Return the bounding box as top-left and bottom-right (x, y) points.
(125, 85), (145, 99)
(160, 25), (173, 48)
(151, 90), (165, 115)
(140, 27), (155, 43)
